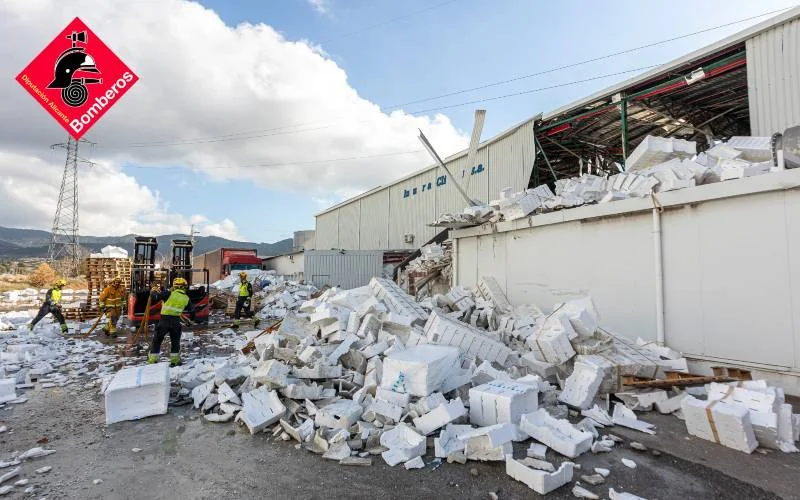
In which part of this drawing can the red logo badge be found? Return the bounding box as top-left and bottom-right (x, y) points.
(15, 17), (138, 139)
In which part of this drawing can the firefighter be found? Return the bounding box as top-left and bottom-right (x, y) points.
(29, 278), (69, 333)
(148, 277), (194, 367)
(232, 272), (260, 329)
(98, 276), (126, 337)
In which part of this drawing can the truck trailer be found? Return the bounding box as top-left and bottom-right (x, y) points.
(192, 247), (261, 283)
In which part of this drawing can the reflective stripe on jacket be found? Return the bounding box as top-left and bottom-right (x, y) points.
(99, 284), (126, 308)
(161, 289), (190, 316)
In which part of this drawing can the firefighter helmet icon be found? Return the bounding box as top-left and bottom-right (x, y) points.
(46, 30), (102, 107)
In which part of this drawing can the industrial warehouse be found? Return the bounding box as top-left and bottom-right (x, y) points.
(2, 3), (800, 499)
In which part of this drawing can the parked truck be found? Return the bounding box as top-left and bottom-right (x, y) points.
(192, 247), (261, 283)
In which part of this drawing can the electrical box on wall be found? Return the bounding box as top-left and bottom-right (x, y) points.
(404, 233), (415, 244)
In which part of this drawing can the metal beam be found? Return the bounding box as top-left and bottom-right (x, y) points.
(543, 135), (583, 160)
(534, 134), (559, 181)
(630, 102), (708, 137)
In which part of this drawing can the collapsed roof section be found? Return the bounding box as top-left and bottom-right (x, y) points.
(532, 45), (750, 187)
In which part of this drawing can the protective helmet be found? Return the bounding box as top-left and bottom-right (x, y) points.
(47, 49), (99, 89)
(54, 279), (67, 288)
(239, 271), (248, 279)
(172, 277), (188, 288)
(112, 276), (122, 285)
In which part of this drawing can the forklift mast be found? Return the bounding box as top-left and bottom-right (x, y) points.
(170, 239), (193, 285)
(131, 236), (158, 292)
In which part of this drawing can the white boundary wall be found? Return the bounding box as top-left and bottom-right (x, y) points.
(453, 168), (800, 394)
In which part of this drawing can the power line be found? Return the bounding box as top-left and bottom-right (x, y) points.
(381, 6), (792, 110)
(99, 6), (790, 149)
(101, 64), (655, 149)
(120, 149), (425, 170)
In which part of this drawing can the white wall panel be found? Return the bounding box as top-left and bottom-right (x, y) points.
(747, 19), (800, 135)
(338, 202), (360, 250)
(314, 210), (339, 250)
(359, 190), (390, 250)
(454, 171), (800, 372)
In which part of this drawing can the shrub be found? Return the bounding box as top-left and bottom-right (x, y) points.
(29, 263), (57, 288)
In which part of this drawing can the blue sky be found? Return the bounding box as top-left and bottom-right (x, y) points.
(3, 0), (798, 244)
(175, 0), (798, 242)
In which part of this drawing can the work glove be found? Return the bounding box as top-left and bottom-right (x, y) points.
(243, 299), (251, 309)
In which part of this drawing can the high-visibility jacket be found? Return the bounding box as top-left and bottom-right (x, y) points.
(46, 288), (62, 306)
(99, 284), (126, 309)
(160, 288), (190, 317)
(239, 281), (253, 298)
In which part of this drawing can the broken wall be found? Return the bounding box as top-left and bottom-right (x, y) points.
(453, 169), (800, 377)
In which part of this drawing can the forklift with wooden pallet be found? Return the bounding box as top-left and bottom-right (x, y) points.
(127, 237), (210, 326)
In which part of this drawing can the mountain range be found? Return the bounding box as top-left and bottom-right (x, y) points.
(0, 226), (294, 259)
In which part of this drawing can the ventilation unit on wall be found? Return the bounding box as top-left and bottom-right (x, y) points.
(404, 233), (415, 244)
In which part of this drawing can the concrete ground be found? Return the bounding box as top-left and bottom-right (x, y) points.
(0, 382), (794, 499)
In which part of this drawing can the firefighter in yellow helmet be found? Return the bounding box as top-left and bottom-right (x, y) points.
(98, 276), (126, 337)
(148, 277), (194, 367)
(29, 278), (69, 333)
(232, 271), (259, 329)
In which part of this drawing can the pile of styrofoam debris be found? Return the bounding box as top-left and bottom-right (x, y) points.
(210, 270), (278, 296)
(99, 275), (799, 497)
(400, 242), (454, 298)
(436, 134), (778, 225)
(255, 278), (318, 319)
(89, 245), (128, 259)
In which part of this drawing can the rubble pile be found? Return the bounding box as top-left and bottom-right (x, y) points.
(435, 134), (778, 225)
(96, 273), (798, 497)
(254, 278), (318, 320)
(400, 242), (453, 298)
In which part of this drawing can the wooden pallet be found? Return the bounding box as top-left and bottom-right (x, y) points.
(622, 368), (752, 389)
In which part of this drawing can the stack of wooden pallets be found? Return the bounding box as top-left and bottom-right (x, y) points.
(80, 257), (133, 319)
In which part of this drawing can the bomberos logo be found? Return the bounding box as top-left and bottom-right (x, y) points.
(15, 17), (138, 139)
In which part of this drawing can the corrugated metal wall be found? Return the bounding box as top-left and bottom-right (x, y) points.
(747, 18), (800, 135)
(338, 202), (361, 249)
(304, 250), (384, 289)
(315, 210), (339, 250)
(359, 190), (390, 250)
(315, 118), (537, 251)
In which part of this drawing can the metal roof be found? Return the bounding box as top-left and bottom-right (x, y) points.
(314, 115), (539, 216)
(316, 6), (800, 216)
(541, 7), (800, 121)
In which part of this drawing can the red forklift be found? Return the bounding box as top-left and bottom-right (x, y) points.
(127, 237), (210, 325)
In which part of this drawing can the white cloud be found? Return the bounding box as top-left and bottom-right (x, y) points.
(307, 0), (331, 14)
(0, 151), (243, 240)
(0, 0), (468, 235)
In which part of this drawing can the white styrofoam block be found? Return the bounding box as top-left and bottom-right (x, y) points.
(424, 310), (513, 365)
(526, 317), (576, 365)
(519, 409), (592, 458)
(381, 344), (461, 397)
(520, 353), (557, 378)
(707, 382), (779, 449)
(505, 456), (574, 494)
(357, 314), (381, 338)
(376, 387), (410, 410)
(216, 383), (241, 405)
(369, 278), (428, 326)
(380, 423), (426, 465)
(626, 135), (696, 171)
(240, 387), (286, 434)
(464, 435), (513, 461)
(105, 363), (170, 425)
(558, 355), (613, 409)
(413, 398), (467, 435)
(527, 442), (548, 459)
(434, 423), (473, 458)
(469, 380), (538, 426)
(654, 392), (688, 414)
(0, 379), (16, 404)
(369, 398), (404, 422)
(458, 423), (517, 448)
(315, 399), (364, 429)
(616, 390), (668, 411)
(681, 396), (757, 453)
(471, 361), (513, 386)
(327, 334), (359, 365)
(253, 359), (290, 388)
(477, 276), (513, 313)
(611, 404), (656, 434)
